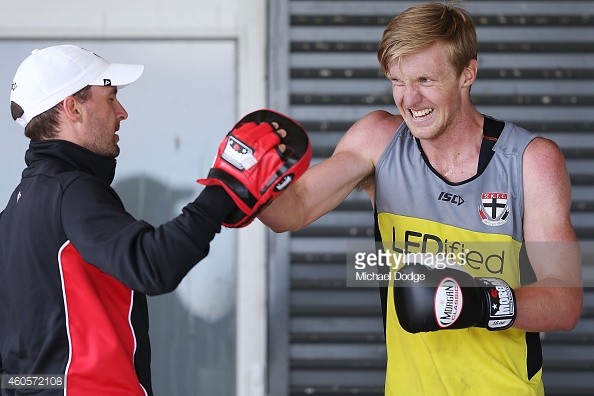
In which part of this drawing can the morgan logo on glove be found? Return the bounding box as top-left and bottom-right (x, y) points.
(483, 278), (516, 329)
(222, 136), (257, 170)
(435, 277), (464, 328)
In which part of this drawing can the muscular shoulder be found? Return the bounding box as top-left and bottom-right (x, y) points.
(334, 110), (403, 165)
(523, 137), (573, 236)
(332, 110), (403, 194)
(523, 137), (568, 183)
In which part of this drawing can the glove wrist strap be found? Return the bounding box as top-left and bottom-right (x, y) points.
(478, 277), (517, 331)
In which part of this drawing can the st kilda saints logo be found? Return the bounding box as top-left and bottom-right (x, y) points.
(478, 192), (510, 226)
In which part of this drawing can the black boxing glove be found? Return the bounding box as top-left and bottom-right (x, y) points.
(393, 262), (516, 333)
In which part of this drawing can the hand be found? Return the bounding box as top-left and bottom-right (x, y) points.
(393, 258), (516, 333)
(198, 109), (312, 227)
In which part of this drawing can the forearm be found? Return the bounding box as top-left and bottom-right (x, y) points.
(130, 186), (234, 294)
(259, 183), (337, 232)
(260, 152), (372, 232)
(258, 186), (307, 232)
(513, 278), (583, 332)
(65, 184), (234, 295)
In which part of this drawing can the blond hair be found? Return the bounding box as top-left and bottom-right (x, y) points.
(377, 2), (477, 77)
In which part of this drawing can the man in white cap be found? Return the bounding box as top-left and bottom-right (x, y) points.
(0, 45), (310, 395)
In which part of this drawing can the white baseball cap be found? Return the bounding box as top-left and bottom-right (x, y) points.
(10, 44), (144, 128)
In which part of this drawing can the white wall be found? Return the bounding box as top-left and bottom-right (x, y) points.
(0, 1), (268, 395)
(0, 0), (268, 111)
(1, 1), (243, 37)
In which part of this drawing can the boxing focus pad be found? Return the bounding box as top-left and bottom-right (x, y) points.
(393, 262), (516, 333)
(198, 109), (311, 228)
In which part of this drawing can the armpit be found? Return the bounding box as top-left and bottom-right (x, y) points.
(355, 171), (375, 192)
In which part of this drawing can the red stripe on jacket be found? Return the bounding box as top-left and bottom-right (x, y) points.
(59, 242), (147, 395)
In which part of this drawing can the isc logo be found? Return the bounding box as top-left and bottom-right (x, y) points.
(438, 192), (465, 206)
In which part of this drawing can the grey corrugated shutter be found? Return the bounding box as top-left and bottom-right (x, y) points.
(267, 1), (594, 395)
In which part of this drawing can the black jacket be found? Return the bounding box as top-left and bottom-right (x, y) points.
(0, 140), (233, 395)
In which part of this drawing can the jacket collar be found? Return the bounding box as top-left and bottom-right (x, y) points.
(24, 139), (117, 184)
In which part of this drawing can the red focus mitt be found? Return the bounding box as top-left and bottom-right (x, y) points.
(198, 109), (312, 228)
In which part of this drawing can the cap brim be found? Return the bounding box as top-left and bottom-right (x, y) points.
(89, 63), (144, 88)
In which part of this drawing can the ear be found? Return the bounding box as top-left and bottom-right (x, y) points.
(61, 96), (83, 123)
(460, 59), (478, 89)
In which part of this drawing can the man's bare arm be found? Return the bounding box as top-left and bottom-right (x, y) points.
(514, 137), (583, 331)
(259, 110), (402, 232)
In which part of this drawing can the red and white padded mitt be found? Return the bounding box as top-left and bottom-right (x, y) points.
(198, 109), (312, 228)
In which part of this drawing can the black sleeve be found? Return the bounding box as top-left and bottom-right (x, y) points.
(61, 177), (235, 295)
